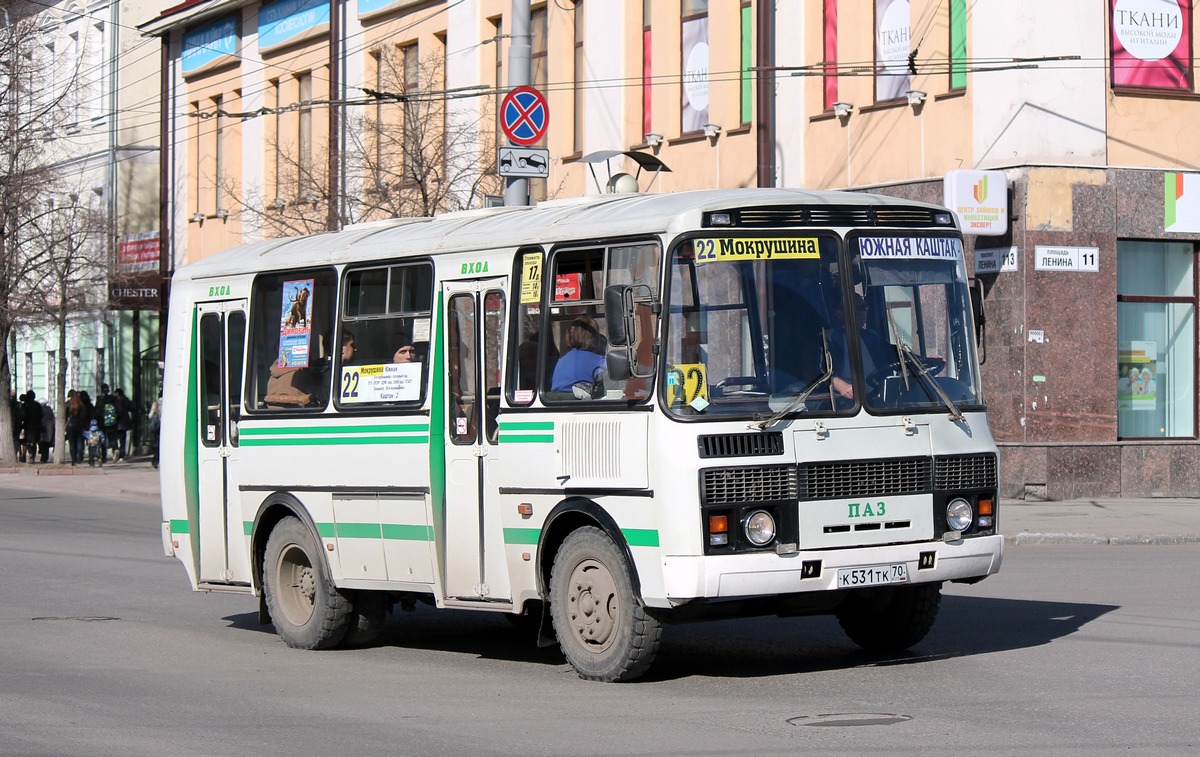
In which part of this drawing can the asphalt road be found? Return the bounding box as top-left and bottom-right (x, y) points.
(1, 485), (1196, 756)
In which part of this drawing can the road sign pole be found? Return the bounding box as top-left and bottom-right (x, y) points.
(504, 0), (531, 207)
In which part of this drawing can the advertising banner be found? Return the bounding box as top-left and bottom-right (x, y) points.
(681, 11), (709, 133)
(118, 231), (159, 273)
(1110, 0), (1190, 89)
(278, 278), (314, 368)
(1118, 341), (1158, 411)
(258, 0), (329, 54)
(182, 16), (238, 76)
(875, 0), (911, 101)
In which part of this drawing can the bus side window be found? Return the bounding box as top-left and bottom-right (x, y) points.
(247, 268), (337, 411)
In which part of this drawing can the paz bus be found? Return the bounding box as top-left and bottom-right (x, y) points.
(159, 188), (1002, 682)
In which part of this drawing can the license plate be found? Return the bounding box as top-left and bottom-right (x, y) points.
(837, 563), (909, 588)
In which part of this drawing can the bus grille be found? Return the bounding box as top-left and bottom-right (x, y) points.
(798, 457), (931, 500)
(934, 453), (998, 490)
(702, 465), (798, 505)
(698, 432), (784, 458)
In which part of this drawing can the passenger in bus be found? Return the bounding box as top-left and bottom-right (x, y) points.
(393, 342), (417, 363)
(341, 330), (356, 363)
(550, 317), (607, 393)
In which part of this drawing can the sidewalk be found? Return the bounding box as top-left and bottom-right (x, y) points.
(2, 460), (1198, 545)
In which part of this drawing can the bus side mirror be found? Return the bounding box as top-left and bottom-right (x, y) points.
(604, 285), (633, 346)
(970, 278), (987, 365)
(604, 284), (655, 381)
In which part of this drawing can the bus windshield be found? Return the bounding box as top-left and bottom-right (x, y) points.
(663, 232), (982, 419)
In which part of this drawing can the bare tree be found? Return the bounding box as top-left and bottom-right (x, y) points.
(223, 51), (503, 240)
(20, 192), (109, 463)
(0, 4), (81, 466)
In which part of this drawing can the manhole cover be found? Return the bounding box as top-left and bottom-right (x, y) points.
(787, 713), (912, 728)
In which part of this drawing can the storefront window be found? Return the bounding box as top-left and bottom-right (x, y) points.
(1116, 241), (1196, 438)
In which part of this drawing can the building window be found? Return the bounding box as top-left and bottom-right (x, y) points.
(530, 6), (548, 202)
(680, 0), (709, 134)
(1117, 241), (1196, 439)
(739, 1), (752, 126)
(214, 95), (225, 213)
(642, 0), (652, 138)
(949, 0), (967, 90)
(490, 15), (503, 146)
(573, 4), (585, 155)
(400, 43), (419, 181)
(823, 0), (837, 110)
(297, 72), (313, 198)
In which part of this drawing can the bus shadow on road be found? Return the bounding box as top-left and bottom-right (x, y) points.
(221, 594), (1117, 680)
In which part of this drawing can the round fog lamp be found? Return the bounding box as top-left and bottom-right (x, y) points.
(946, 498), (974, 531)
(744, 510), (776, 546)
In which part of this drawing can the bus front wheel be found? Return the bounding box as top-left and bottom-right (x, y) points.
(549, 527), (661, 682)
(835, 583), (941, 653)
(263, 516), (352, 649)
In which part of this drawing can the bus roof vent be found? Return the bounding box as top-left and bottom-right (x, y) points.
(704, 205), (950, 229)
(698, 432), (784, 459)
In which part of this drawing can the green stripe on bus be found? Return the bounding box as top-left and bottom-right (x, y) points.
(498, 433), (555, 443)
(498, 421), (554, 431)
(316, 522), (336, 538)
(336, 522), (383, 539)
(240, 435), (426, 447)
(622, 529), (660, 548)
(382, 524), (435, 541)
(502, 527), (659, 548)
(239, 424), (428, 436)
(243, 521), (253, 536)
(170, 519), (190, 534)
(185, 309), (201, 573)
(503, 527), (541, 545)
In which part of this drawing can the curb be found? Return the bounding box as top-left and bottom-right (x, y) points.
(1007, 532), (1200, 545)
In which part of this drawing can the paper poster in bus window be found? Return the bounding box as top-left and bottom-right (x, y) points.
(555, 273), (583, 301)
(278, 278), (314, 367)
(339, 363), (422, 404)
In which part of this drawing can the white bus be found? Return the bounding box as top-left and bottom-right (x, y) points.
(160, 188), (1002, 682)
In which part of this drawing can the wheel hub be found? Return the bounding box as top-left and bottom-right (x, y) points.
(567, 558), (618, 651)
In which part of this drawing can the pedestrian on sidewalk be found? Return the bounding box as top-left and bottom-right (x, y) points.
(148, 392), (161, 469)
(86, 420), (106, 467)
(66, 390), (88, 466)
(95, 385), (119, 463)
(114, 388), (135, 461)
(9, 391), (20, 457)
(38, 400), (54, 463)
(20, 391), (41, 464)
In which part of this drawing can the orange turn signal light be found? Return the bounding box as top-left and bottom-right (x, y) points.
(978, 499), (994, 516)
(709, 514), (728, 533)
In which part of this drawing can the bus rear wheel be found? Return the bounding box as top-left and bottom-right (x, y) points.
(263, 516), (351, 649)
(549, 527), (661, 682)
(835, 583), (941, 653)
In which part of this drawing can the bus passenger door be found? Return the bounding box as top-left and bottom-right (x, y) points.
(195, 301), (248, 584)
(442, 279), (507, 600)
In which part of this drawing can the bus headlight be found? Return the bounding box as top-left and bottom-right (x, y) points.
(744, 510), (776, 546)
(946, 498), (974, 531)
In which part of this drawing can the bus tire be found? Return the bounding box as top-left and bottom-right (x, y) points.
(835, 583), (941, 653)
(263, 516), (351, 650)
(549, 527), (661, 682)
(340, 592), (389, 648)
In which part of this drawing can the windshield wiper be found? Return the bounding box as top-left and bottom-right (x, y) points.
(752, 331), (834, 430)
(894, 340), (964, 422)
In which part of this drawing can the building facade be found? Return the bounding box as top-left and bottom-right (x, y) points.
(779, 0), (1200, 498)
(142, 0), (1200, 497)
(8, 0), (162, 437)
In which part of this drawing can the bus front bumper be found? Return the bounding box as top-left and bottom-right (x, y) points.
(660, 534), (1003, 602)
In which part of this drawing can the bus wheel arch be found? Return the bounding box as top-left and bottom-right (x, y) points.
(535, 498), (644, 603)
(537, 499), (661, 682)
(253, 493), (352, 650)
